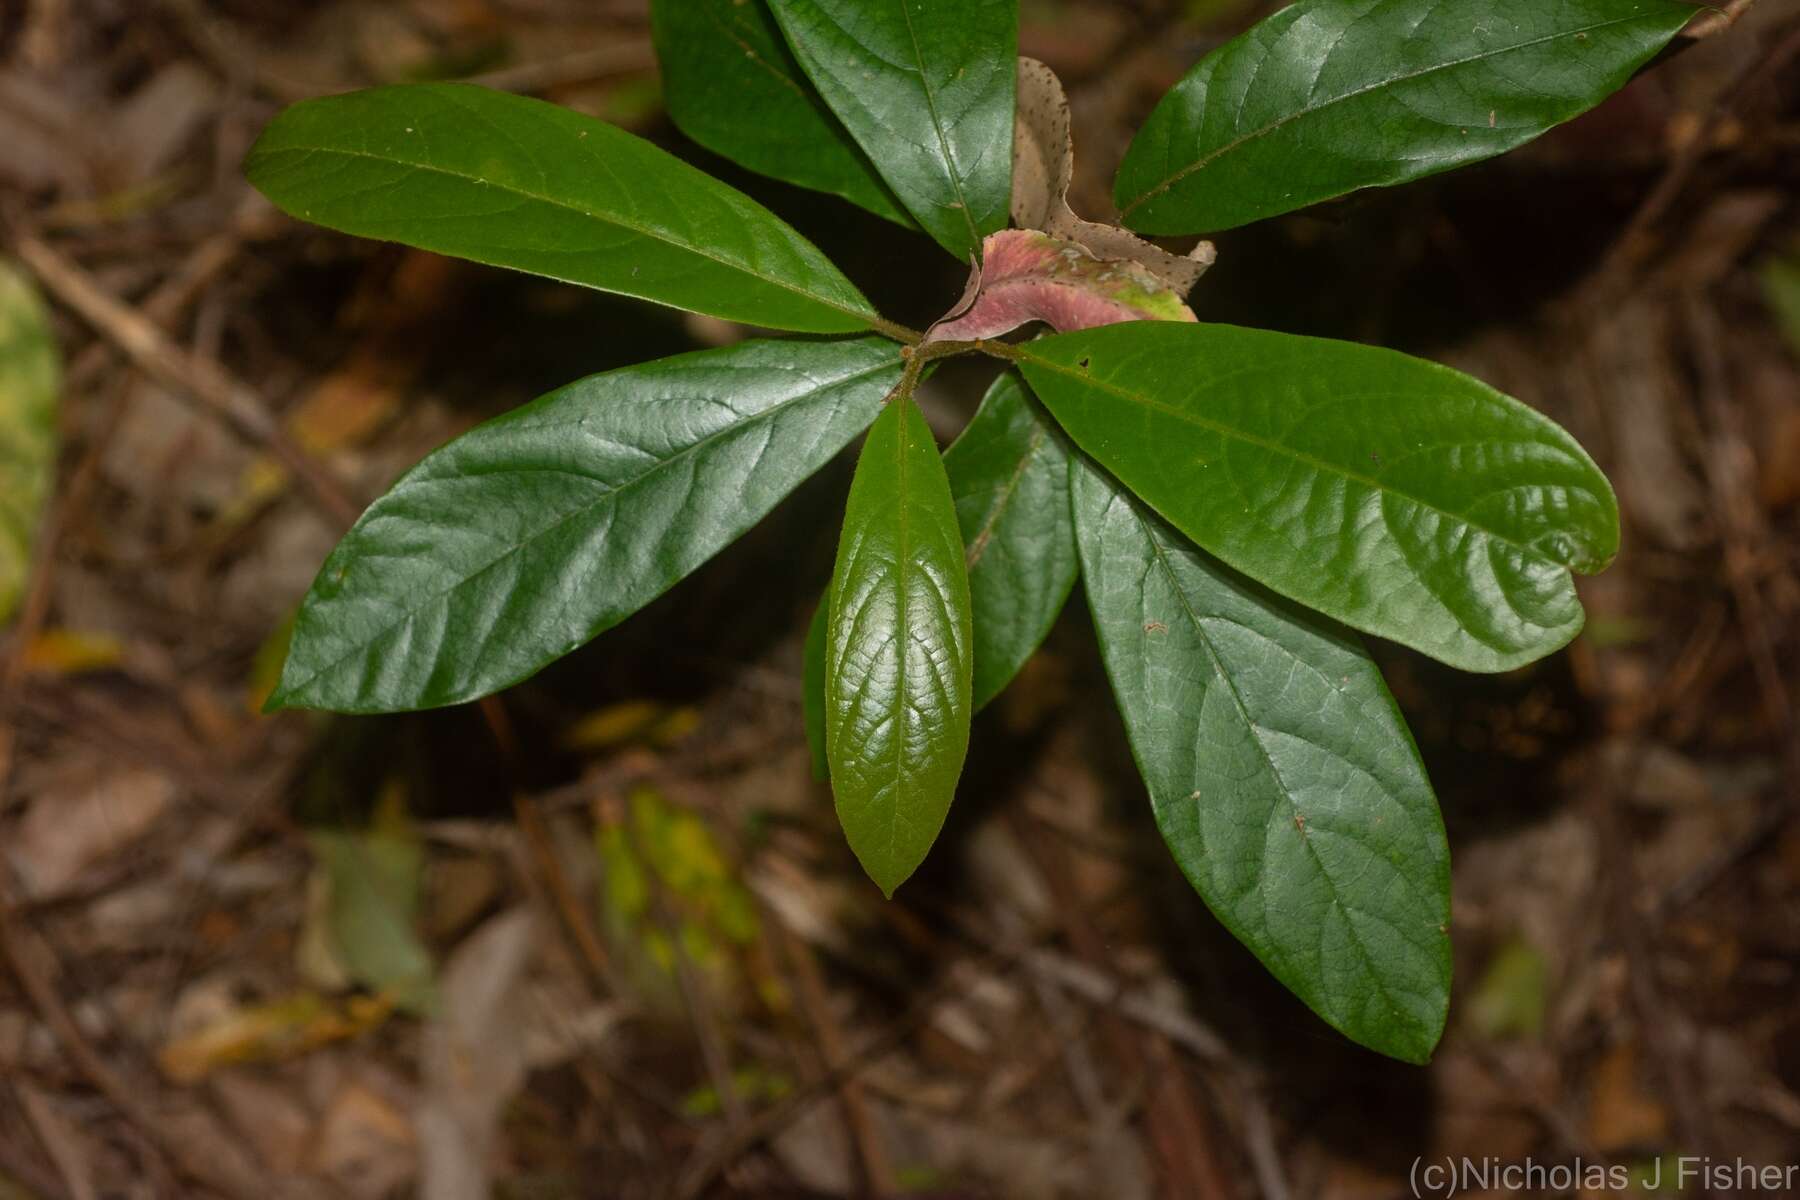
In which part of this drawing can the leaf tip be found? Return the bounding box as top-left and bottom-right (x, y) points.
(849, 848), (915, 900)
(1393, 1039), (1439, 1067)
(263, 656), (316, 714)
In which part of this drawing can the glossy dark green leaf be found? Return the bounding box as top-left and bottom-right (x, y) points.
(826, 394), (972, 895)
(651, 0), (914, 227)
(767, 0), (1016, 261)
(1115, 0), (1696, 233)
(246, 82), (880, 334)
(943, 370), (1076, 711)
(803, 597), (830, 781)
(272, 337), (904, 713)
(1073, 458), (1450, 1062)
(1017, 323), (1618, 673)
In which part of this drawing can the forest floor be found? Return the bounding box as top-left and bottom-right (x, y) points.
(0, 1), (1797, 1197)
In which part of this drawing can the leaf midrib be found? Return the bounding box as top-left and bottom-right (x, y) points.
(1025, 351), (1576, 565)
(1123, 497), (1426, 1037)
(885, 399), (917, 862)
(257, 139), (876, 327)
(893, 0), (981, 254)
(1119, 10), (1672, 217)
(708, 7), (814, 101)
(962, 423), (1047, 570)
(281, 356), (899, 701)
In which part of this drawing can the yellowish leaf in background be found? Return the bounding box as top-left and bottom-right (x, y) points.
(0, 259), (59, 625)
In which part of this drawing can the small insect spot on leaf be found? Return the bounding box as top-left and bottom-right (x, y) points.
(1369, 452), (1381, 465)
(1488, 110), (1497, 128)
(1294, 813), (1307, 838)
(1575, 31), (1588, 40)
(1144, 620), (1168, 635)
(1076, 356), (1091, 369)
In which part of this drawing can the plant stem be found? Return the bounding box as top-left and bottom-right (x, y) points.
(883, 334), (1026, 406)
(870, 314), (924, 345)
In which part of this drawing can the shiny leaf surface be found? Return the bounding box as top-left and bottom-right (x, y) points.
(652, 0), (914, 226)
(1115, 0), (1696, 233)
(826, 394), (972, 895)
(943, 370), (1076, 710)
(768, 0), (1016, 261)
(1073, 459), (1450, 1062)
(273, 338), (903, 712)
(1018, 323), (1618, 672)
(247, 83), (880, 333)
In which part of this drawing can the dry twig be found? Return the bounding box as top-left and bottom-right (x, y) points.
(0, 874), (273, 1200)
(12, 233), (361, 526)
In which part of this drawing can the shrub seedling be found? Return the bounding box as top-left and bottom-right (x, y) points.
(249, 0), (1699, 1062)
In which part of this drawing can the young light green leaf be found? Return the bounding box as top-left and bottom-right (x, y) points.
(804, 597), (830, 781)
(1115, 0), (1697, 233)
(1018, 323), (1618, 673)
(273, 337), (903, 713)
(246, 83), (881, 334)
(826, 394), (972, 896)
(1073, 458), (1450, 1063)
(651, 0), (915, 228)
(943, 370), (1076, 711)
(306, 796), (435, 1013)
(767, 0), (1017, 262)
(0, 260), (58, 625)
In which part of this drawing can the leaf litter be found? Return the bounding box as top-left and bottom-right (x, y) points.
(0, 3), (1795, 1198)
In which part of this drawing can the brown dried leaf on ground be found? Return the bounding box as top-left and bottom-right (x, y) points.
(311, 1076), (417, 1200)
(7, 765), (176, 897)
(418, 907), (537, 1200)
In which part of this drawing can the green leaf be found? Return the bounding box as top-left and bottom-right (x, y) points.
(246, 82), (880, 334)
(651, 0), (915, 227)
(0, 259), (58, 626)
(1465, 935), (1548, 1040)
(767, 0), (1017, 261)
(1072, 458), (1450, 1062)
(305, 788), (435, 1013)
(1114, 0), (1696, 233)
(826, 394), (972, 895)
(273, 337), (903, 713)
(803, 597), (830, 781)
(595, 786), (763, 1013)
(1017, 322), (1618, 673)
(943, 370), (1076, 710)
(1759, 252), (1800, 357)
